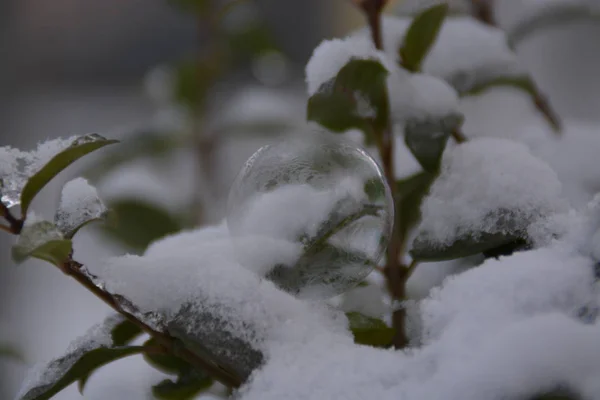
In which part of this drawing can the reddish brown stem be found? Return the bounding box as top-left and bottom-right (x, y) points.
(0, 202), (23, 234)
(59, 258), (242, 387)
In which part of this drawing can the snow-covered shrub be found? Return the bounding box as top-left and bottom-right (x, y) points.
(4, 0), (600, 399)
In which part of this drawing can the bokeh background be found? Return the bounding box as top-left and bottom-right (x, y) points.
(2, 0), (600, 398)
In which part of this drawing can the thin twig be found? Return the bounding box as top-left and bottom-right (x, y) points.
(0, 202), (23, 234)
(59, 258), (243, 387)
(451, 128), (468, 143)
(0, 224), (12, 233)
(470, 0), (562, 133)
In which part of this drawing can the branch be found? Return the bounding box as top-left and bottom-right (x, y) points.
(470, 0), (562, 133)
(0, 202), (23, 234)
(452, 128), (468, 143)
(58, 258), (243, 388)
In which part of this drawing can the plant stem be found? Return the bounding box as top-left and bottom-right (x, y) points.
(357, 0), (409, 349)
(452, 128), (467, 143)
(0, 202), (23, 234)
(58, 258), (243, 387)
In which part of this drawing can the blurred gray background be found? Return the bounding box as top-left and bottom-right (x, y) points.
(2, 0), (600, 399)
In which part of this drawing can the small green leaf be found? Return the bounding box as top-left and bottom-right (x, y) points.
(396, 171), (436, 244)
(174, 60), (221, 109)
(461, 75), (535, 97)
(0, 344), (24, 362)
(55, 178), (108, 239)
(410, 209), (531, 262)
(152, 369), (213, 400)
(508, 3), (599, 47)
(143, 338), (190, 375)
(307, 59), (389, 144)
(399, 3), (448, 72)
(111, 318), (143, 347)
(404, 113), (463, 172)
(346, 312), (395, 348)
(20, 134), (118, 217)
(18, 346), (144, 400)
(100, 199), (182, 252)
(12, 221), (72, 266)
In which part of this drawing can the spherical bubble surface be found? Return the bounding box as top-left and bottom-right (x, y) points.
(227, 133), (393, 299)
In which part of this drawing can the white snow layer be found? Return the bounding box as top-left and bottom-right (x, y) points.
(0, 136), (78, 207)
(55, 177), (107, 235)
(241, 246), (600, 400)
(17, 315), (123, 399)
(351, 16), (525, 93)
(305, 36), (415, 122)
(416, 137), (567, 246)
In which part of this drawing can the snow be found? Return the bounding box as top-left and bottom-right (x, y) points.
(0, 136), (78, 208)
(88, 225), (352, 378)
(305, 36), (415, 122)
(14, 219), (65, 255)
(55, 178), (107, 236)
(414, 137), (567, 248)
(352, 16), (525, 94)
(240, 245), (600, 400)
(406, 73), (460, 120)
(16, 315), (123, 400)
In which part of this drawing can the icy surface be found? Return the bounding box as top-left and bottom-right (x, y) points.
(17, 315), (123, 400)
(14, 219), (65, 254)
(0, 136), (77, 208)
(305, 36), (415, 122)
(415, 137), (567, 246)
(55, 178), (107, 236)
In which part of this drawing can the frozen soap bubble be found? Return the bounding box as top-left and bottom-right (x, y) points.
(227, 132), (394, 299)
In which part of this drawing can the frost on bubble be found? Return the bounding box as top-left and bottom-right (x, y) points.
(55, 178), (107, 237)
(17, 315), (123, 400)
(227, 133), (393, 298)
(0, 135), (95, 208)
(411, 138), (567, 261)
(305, 36), (415, 122)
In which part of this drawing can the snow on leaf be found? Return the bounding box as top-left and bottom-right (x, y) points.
(19, 134), (118, 217)
(11, 220), (72, 266)
(410, 138), (567, 261)
(403, 75), (463, 172)
(307, 59), (390, 142)
(399, 3), (449, 72)
(305, 36), (414, 125)
(16, 316), (143, 400)
(55, 178), (107, 238)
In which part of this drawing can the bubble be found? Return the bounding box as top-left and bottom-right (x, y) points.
(227, 132), (394, 299)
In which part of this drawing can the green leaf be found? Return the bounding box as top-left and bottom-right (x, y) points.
(396, 171), (436, 244)
(12, 221), (72, 266)
(307, 59), (389, 143)
(55, 179), (108, 239)
(346, 312), (395, 348)
(143, 338), (190, 375)
(410, 209), (531, 262)
(152, 369), (213, 400)
(507, 3), (600, 47)
(18, 346), (144, 400)
(111, 318), (143, 347)
(399, 3), (448, 72)
(0, 344), (24, 362)
(404, 113), (463, 172)
(460, 75), (535, 97)
(174, 59), (221, 109)
(267, 201), (383, 296)
(20, 134), (118, 217)
(100, 199), (182, 252)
